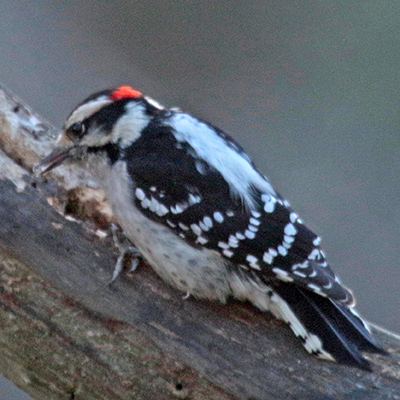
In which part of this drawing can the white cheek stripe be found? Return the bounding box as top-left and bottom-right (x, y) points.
(168, 113), (276, 208)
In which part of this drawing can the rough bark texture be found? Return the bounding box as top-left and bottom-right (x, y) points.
(0, 85), (399, 400)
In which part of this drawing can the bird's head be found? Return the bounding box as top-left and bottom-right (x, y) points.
(35, 85), (162, 175)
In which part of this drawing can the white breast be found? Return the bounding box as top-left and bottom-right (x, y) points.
(86, 155), (275, 310)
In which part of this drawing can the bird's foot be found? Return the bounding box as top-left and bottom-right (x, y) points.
(109, 223), (142, 285)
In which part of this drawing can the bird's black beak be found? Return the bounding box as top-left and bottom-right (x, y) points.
(34, 146), (74, 176)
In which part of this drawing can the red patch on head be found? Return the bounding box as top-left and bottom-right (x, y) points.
(110, 86), (142, 101)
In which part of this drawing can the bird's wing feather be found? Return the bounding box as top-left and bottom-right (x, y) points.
(122, 121), (354, 305)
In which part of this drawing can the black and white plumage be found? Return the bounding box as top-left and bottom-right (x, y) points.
(36, 85), (385, 370)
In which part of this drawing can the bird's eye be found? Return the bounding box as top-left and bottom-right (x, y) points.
(67, 123), (86, 140)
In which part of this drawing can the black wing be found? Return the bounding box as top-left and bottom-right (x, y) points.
(122, 119), (353, 305)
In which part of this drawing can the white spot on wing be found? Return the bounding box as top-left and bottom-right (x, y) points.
(188, 194), (202, 205)
(262, 248), (278, 264)
(269, 248), (278, 257)
(213, 212), (224, 223)
(323, 281), (332, 289)
(313, 237), (321, 246)
(149, 197), (160, 213)
(135, 188), (146, 200)
(223, 249), (234, 258)
(284, 223), (297, 236)
(263, 252), (273, 264)
(246, 255), (261, 270)
(199, 221), (209, 231)
(283, 235), (295, 243)
(141, 198), (150, 209)
(308, 270), (317, 278)
(167, 220), (176, 228)
(156, 204), (169, 216)
(277, 245), (288, 256)
(195, 160), (208, 175)
(245, 230), (256, 239)
(190, 224), (202, 236)
(307, 283), (322, 293)
(262, 194), (276, 213)
(171, 203), (186, 214)
(272, 268), (294, 282)
(290, 212), (298, 223)
(293, 270), (307, 278)
(197, 236), (208, 245)
(246, 255), (258, 264)
(228, 235), (239, 247)
(203, 216), (213, 228)
(178, 223), (189, 231)
(294, 261), (309, 270)
(308, 249), (320, 260)
(249, 217), (260, 226)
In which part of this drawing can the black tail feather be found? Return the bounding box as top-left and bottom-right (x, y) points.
(321, 297), (387, 355)
(273, 284), (384, 371)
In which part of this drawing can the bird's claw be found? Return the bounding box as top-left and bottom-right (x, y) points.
(109, 223), (141, 285)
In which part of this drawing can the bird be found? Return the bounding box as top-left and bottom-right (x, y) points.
(35, 85), (385, 370)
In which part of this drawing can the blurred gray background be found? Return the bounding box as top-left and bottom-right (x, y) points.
(0, 1), (399, 333)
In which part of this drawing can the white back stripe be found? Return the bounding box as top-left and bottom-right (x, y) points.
(168, 113), (276, 208)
